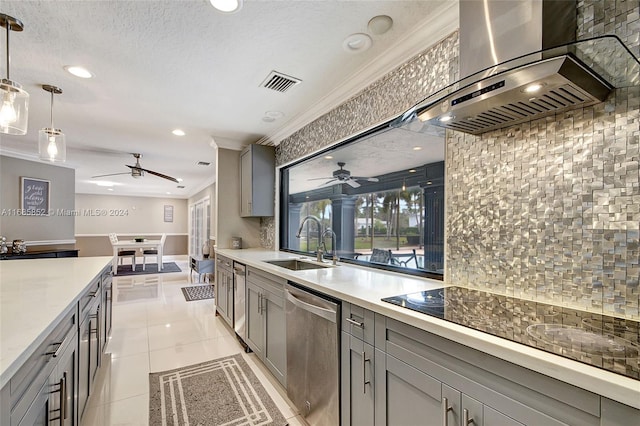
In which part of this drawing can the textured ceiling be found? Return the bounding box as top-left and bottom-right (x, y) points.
(0, 1), (456, 198)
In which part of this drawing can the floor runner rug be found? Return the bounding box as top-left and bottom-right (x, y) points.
(149, 354), (288, 425)
(181, 284), (215, 302)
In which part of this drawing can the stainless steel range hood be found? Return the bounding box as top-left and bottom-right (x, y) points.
(410, 0), (639, 136)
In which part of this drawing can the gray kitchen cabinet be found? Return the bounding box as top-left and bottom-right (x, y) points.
(2, 307), (78, 426)
(215, 255), (233, 327)
(245, 267), (286, 385)
(375, 315), (603, 426)
(240, 144), (275, 217)
(341, 332), (375, 426)
(101, 269), (113, 353)
(78, 276), (102, 420)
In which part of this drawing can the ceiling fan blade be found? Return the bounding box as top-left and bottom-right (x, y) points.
(139, 167), (179, 183)
(308, 177), (336, 181)
(352, 176), (379, 182)
(345, 179), (361, 188)
(91, 172), (129, 178)
(318, 178), (339, 187)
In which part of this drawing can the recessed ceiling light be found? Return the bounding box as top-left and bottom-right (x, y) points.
(524, 83), (543, 93)
(166, 192), (171, 195)
(64, 65), (93, 79)
(177, 178), (183, 182)
(409, 169), (416, 173)
(172, 129), (185, 136)
(107, 188), (114, 191)
(439, 115), (454, 122)
(262, 116), (276, 123)
(343, 33), (372, 53)
(209, 0), (242, 13)
(324, 155), (333, 160)
(368, 15), (393, 35)
(413, 146), (423, 151)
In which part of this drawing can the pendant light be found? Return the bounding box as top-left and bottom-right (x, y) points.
(0, 14), (28, 135)
(38, 85), (66, 163)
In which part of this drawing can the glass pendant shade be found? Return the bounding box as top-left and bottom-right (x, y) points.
(39, 84), (66, 162)
(38, 128), (66, 162)
(0, 15), (28, 135)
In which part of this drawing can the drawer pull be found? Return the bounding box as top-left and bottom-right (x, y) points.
(362, 351), (370, 394)
(346, 317), (364, 328)
(442, 397), (453, 426)
(463, 408), (473, 425)
(45, 342), (64, 358)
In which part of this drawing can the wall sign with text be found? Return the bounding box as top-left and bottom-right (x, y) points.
(20, 177), (50, 216)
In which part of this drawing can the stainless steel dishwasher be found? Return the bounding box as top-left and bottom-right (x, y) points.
(285, 283), (340, 426)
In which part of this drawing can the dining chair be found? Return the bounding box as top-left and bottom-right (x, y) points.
(369, 248), (392, 264)
(142, 233), (166, 271)
(109, 233), (136, 270)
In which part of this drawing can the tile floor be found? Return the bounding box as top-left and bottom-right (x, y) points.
(81, 259), (305, 426)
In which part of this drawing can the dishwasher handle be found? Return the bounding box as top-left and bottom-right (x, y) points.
(285, 289), (337, 323)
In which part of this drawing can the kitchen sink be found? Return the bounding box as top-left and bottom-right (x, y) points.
(264, 259), (332, 271)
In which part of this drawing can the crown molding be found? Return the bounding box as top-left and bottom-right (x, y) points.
(256, 2), (459, 146)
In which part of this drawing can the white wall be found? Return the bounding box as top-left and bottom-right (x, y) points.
(75, 193), (187, 235)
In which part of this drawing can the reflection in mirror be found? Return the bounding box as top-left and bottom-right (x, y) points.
(280, 115), (445, 278)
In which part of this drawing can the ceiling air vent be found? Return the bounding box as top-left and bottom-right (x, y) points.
(196, 161), (211, 166)
(260, 70), (301, 93)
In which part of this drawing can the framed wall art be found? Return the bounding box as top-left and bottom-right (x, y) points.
(20, 177), (50, 216)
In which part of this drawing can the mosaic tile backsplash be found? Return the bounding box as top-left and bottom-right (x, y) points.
(447, 0), (640, 319)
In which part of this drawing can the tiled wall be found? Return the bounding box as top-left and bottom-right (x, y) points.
(446, 0), (640, 319)
(274, 32), (459, 167)
(263, 32), (459, 249)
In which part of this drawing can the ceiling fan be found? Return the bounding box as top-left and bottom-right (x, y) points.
(91, 153), (179, 183)
(308, 161), (379, 188)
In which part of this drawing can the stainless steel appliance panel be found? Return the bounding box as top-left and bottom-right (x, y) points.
(285, 283), (340, 426)
(233, 262), (246, 341)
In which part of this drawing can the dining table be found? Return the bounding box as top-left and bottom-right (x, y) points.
(111, 239), (163, 274)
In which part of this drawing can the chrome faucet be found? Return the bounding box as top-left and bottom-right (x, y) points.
(322, 228), (338, 265)
(296, 215), (324, 262)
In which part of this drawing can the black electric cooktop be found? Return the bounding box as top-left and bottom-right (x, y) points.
(382, 286), (640, 379)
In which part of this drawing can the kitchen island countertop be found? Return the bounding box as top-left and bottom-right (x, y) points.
(217, 248), (640, 409)
(0, 256), (113, 389)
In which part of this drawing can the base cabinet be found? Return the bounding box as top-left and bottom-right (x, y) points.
(341, 332), (374, 426)
(245, 267), (286, 386)
(215, 255), (233, 327)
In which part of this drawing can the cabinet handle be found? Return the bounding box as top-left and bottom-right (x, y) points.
(61, 372), (68, 420)
(88, 289), (99, 298)
(257, 293), (262, 314)
(45, 341), (64, 358)
(346, 317), (364, 328)
(463, 408), (473, 425)
(49, 376), (65, 422)
(442, 397), (453, 426)
(362, 351), (370, 394)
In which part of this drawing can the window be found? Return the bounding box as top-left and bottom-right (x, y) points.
(189, 197), (210, 257)
(279, 117), (445, 279)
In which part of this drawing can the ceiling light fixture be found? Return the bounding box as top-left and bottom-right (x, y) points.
(324, 155), (334, 160)
(64, 65), (93, 79)
(38, 85), (66, 163)
(402, 179), (406, 191)
(343, 33), (372, 53)
(368, 15), (393, 35)
(439, 114), (454, 122)
(409, 169), (416, 173)
(0, 14), (28, 135)
(172, 129), (185, 136)
(413, 146), (423, 151)
(210, 0), (243, 13)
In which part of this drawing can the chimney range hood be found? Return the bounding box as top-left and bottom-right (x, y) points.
(407, 0), (640, 136)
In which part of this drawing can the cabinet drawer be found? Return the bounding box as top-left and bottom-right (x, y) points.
(79, 276), (101, 316)
(216, 255), (233, 272)
(342, 302), (375, 344)
(9, 307), (76, 415)
(247, 267), (285, 296)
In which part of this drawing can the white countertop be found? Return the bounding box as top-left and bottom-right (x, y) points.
(217, 248), (640, 409)
(0, 256), (113, 389)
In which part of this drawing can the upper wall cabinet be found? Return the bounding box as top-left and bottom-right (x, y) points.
(240, 145), (275, 217)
